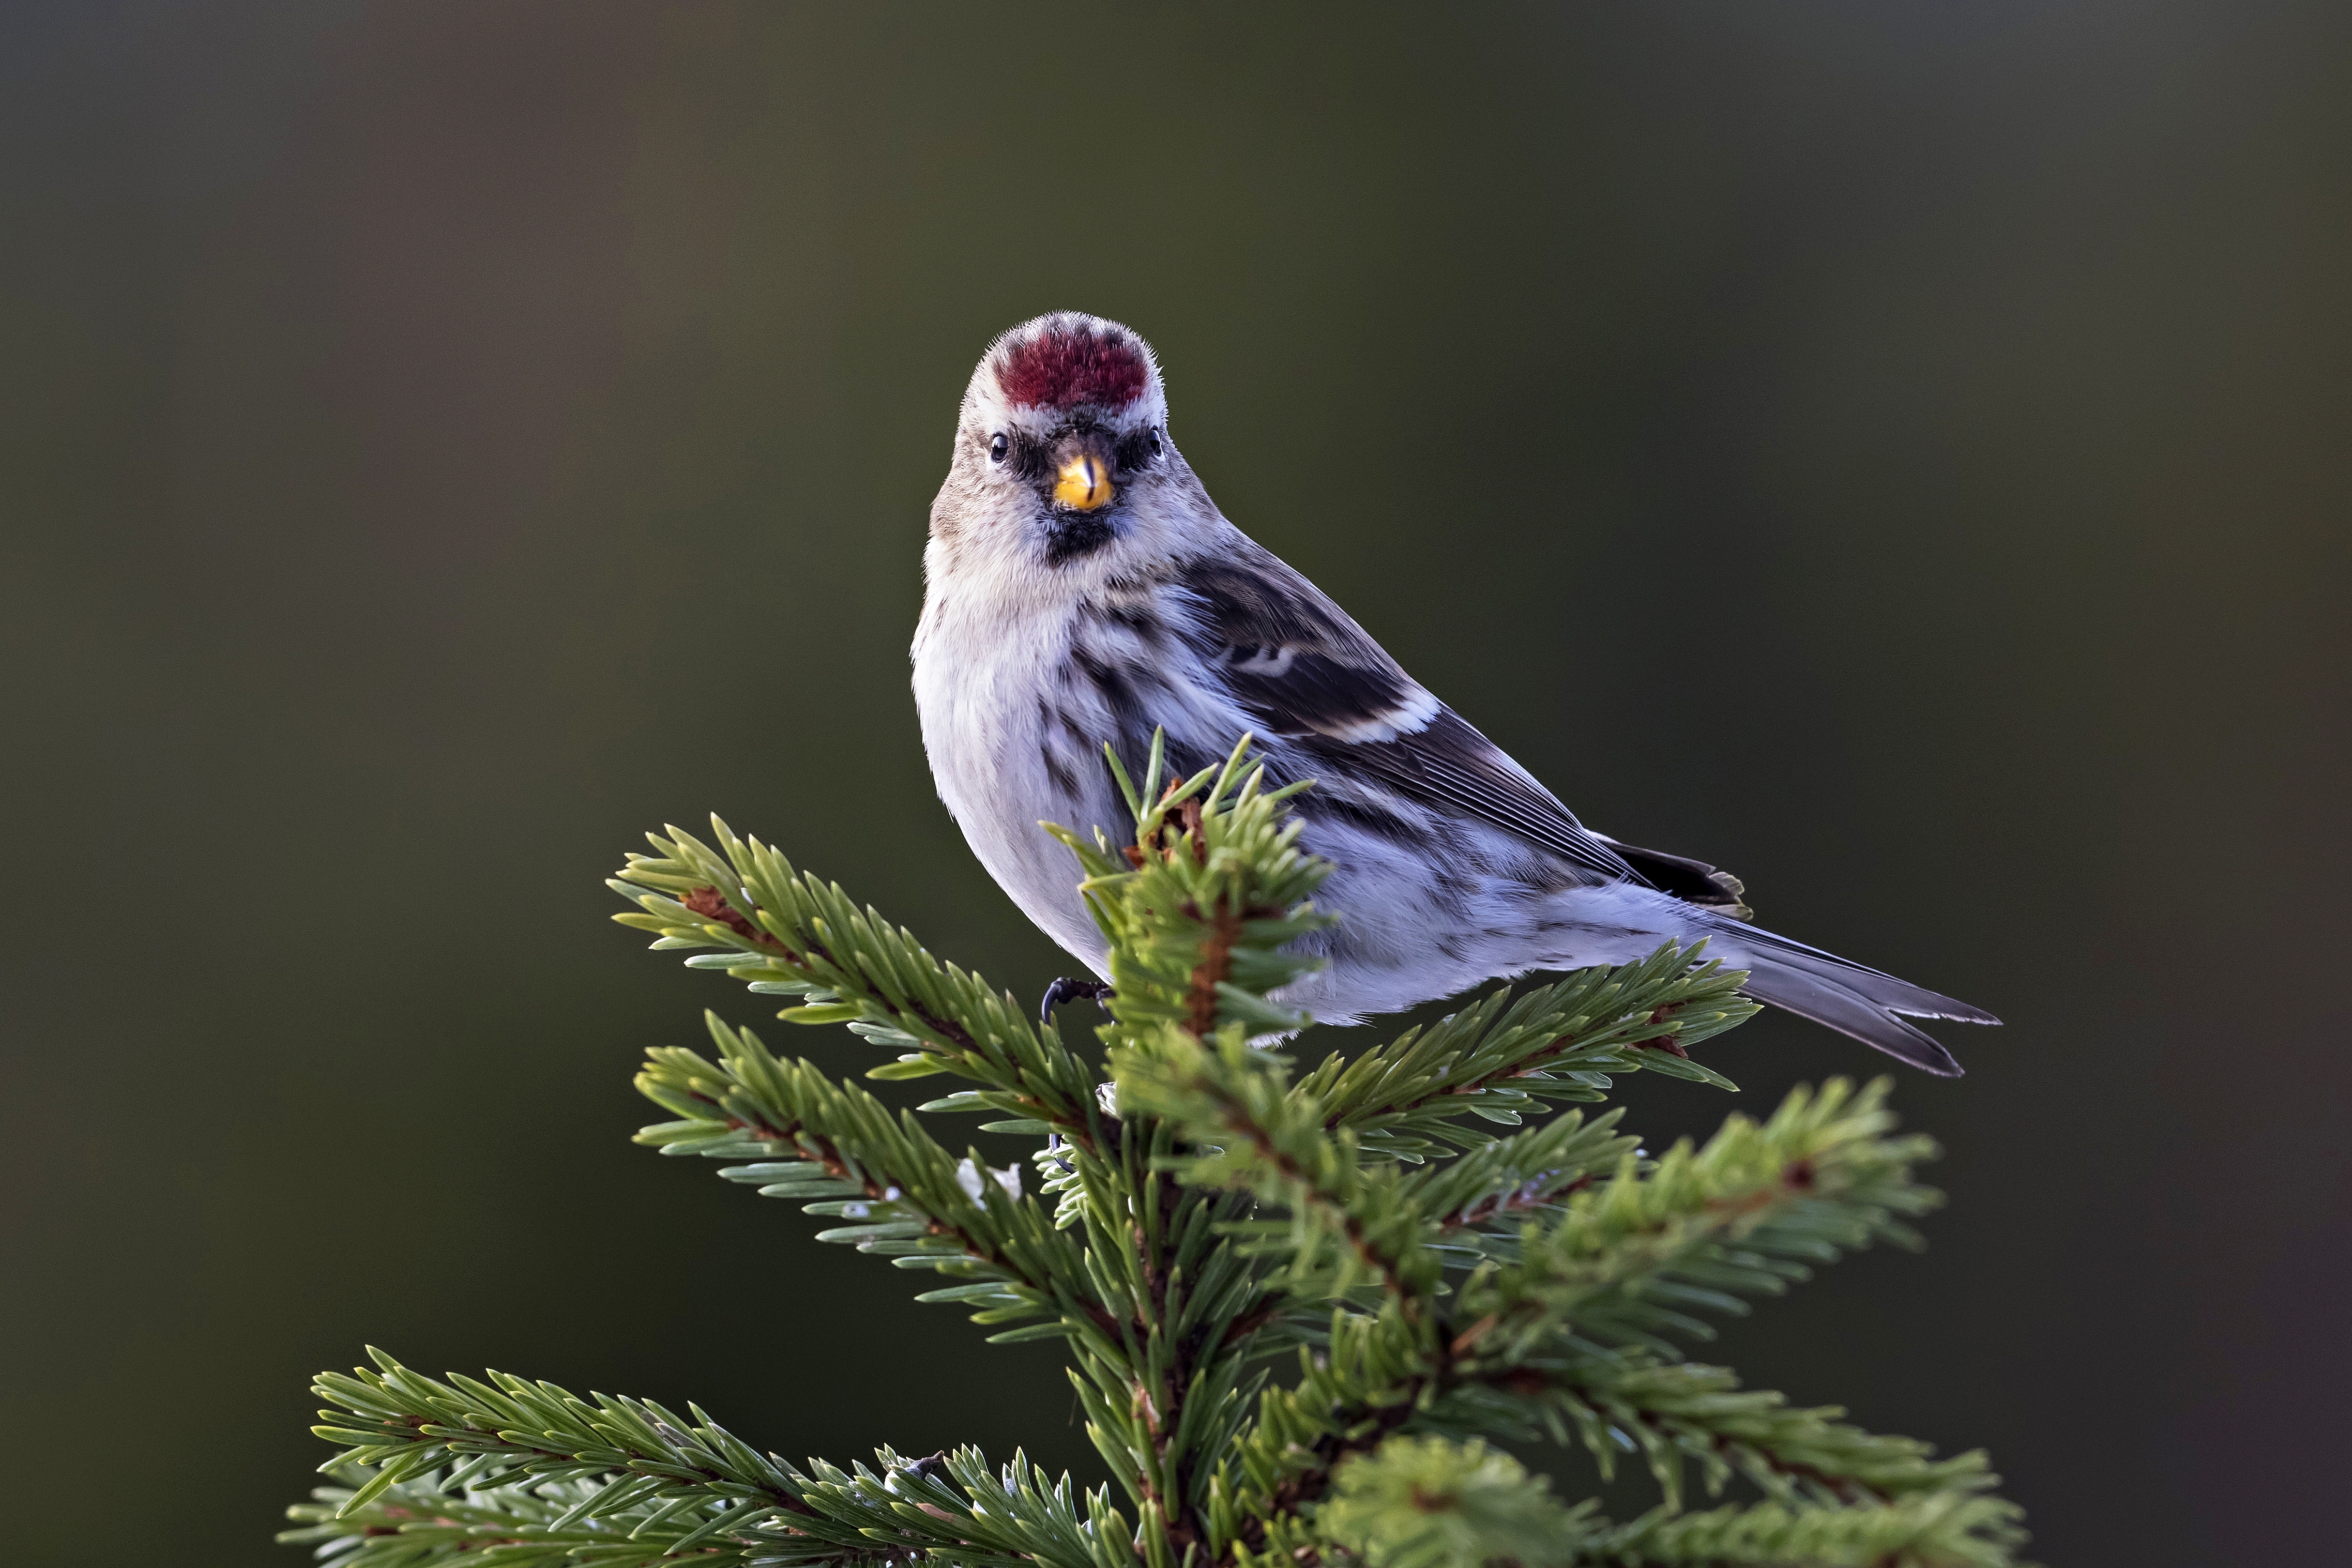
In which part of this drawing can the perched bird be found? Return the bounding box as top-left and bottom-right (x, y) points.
(912, 312), (1997, 1074)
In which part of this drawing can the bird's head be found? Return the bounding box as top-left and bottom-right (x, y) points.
(931, 312), (1212, 581)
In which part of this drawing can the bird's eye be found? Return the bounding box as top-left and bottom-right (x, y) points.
(989, 433), (1008, 464)
(1147, 427), (1163, 457)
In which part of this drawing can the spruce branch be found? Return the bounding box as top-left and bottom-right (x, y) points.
(1310, 1436), (1602, 1568)
(1404, 1106), (1640, 1248)
(1046, 732), (1338, 1044)
(1144, 1076), (1951, 1554)
(1422, 1351), (2000, 1527)
(1113, 1023), (1440, 1305)
(1209, 1301), (1441, 1561)
(1296, 954), (1757, 1165)
(612, 816), (1106, 1151)
(282, 1465), (873, 1568)
(634, 1012), (1107, 1342)
(1452, 1079), (1940, 1362)
(1576, 1489), (2027, 1568)
(1497, 1358), (2000, 1512)
(285, 729), (2026, 1568)
(793, 1446), (1123, 1568)
(291, 1351), (846, 1565)
(1243, 1430), (2020, 1568)
(1042, 736), (1369, 1549)
(293, 1356), (1143, 1568)
(1054, 1113), (1286, 1539)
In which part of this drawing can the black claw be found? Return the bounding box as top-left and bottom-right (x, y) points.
(1040, 976), (1114, 1027)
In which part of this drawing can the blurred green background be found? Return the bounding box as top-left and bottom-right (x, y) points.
(4, 3), (2346, 1562)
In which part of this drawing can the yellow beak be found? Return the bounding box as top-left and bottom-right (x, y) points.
(1054, 453), (1115, 511)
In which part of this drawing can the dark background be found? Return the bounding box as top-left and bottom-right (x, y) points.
(4, 4), (2346, 1562)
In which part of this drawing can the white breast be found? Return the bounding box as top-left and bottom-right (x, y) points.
(912, 562), (1124, 972)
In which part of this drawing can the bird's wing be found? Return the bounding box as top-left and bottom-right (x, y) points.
(1170, 546), (1638, 885)
(1590, 834), (1752, 918)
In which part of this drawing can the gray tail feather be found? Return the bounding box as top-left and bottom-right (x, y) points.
(1701, 918), (1998, 1078)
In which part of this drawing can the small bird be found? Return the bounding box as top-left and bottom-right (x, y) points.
(912, 312), (1997, 1074)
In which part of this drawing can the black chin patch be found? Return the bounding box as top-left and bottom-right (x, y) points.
(1044, 512), (1116, 565)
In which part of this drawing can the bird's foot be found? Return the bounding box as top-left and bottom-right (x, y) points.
(1040, 977), (1114, 1027)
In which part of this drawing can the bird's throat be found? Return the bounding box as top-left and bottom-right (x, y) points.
(1044, 511), (1116, 566)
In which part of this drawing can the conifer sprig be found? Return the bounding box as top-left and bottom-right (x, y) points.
(283, 1468), (841, 1568)
(284, 1351), (873, 1567)
(285, 732), (2025, 1568)
(612, 817), (1106, 1151)
(1311, 1437), (1601, 1568)
(635, 1012), (1102, 1338)
(1302, 956), (1758, 1164)
(1451, 1078), (1942, 1362)
(1046, 732), (1336, 1042)
(1577, 1488), (2025, 1568)
(1299, 1434), (2022, 1568)
(1113, 1024), (1440, 1305)
(1490, 1358), (2000, 1511)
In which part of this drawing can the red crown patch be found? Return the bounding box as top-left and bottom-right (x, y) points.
(995, 324), (1150, 410)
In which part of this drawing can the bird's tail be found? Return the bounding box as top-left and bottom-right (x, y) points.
(1697, 917), (1998, 1077)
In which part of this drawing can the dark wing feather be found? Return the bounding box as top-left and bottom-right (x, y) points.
(1593, 835), (1753, 917)
(1173, 549), (1638, 884)
(1170, 552), (1420, 739)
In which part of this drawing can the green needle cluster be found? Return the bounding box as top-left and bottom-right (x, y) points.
(283, 735), (2026, 1568)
